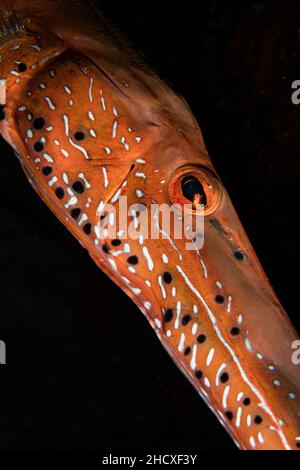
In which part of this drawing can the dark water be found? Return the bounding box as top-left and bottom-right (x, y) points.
(0, 1), (299, 451)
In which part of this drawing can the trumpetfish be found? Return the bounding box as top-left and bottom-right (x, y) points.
(0, 0), (299, 451)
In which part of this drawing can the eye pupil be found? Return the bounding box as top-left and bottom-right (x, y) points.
(181, 176), (207, 206)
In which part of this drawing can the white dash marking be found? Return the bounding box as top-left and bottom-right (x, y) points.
(204, 378), (211, 388)
(206, 348), (215, 367)
(143, 247), (154, 272)
(222, 385), (230, 409)
(102, 167), (109, 188)
(112, 120), (118, 138)
(250, 436), (256, 449)
(158, 276), (166, 300)
(175, 301), (181, 329)
(227, 295), (232, 313)
(236, 407), (243, 428)
(88, 111), (95, 121)
(178, 333), (185, 352)
(258, 432), (265, 444)
(88, 78), (93, 102)
(100, 90), (106, 111)
(190, 345), (197, 370)
(48, 176), (57, 187)
(192, 323), (198, 336)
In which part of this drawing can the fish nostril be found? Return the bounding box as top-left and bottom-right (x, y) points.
(164, 309), (173, 322)
(220, 372), (229, 383)
(215, 294), (225, 304)
(17, 63), (27, 72)
(234, 250), (245, 261)
(33, 117), (46, 130)
(254, 415), (263, 425)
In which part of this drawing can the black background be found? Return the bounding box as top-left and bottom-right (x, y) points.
(0, 0), (299, 451)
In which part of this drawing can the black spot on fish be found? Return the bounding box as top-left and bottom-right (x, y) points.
(33, 117), (45, 130)
(164, 309), (173, 322)
(230, 327), (240, 336)
(197, 334), (206, 344)
(184, 347), (191, 356)
(163, 272), (172, 284)
(220, 372), (229, 383)
(83, 223), (92, 235)
(55, 187), (64, 200)
(71, 208), (81, 219)
(254, 415), (263, 425)
(243, 397), (251, 406)
(18, 63), (27, 72)
(215, 294), (225, 304)
(127, 255), (138, 265)
(112, 239), (122, 247)
(72, 181), (85, 194)
(42, 166), (52, 176)
(182, 315), (191, 325)
(34, 141), (44, 152)
(74, 131), (85, 141)
(195, 370), (203, 379)
(225, 411), (233, 421)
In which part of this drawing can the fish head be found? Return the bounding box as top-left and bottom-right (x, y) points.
(0, 0), (299, 451)
(106, 129), (300, 451)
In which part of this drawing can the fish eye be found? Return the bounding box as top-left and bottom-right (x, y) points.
(168, 166), (222, 215)
(181, 175), (207, 206)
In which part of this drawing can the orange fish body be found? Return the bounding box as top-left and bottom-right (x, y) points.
(0, 0), (299, 450)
